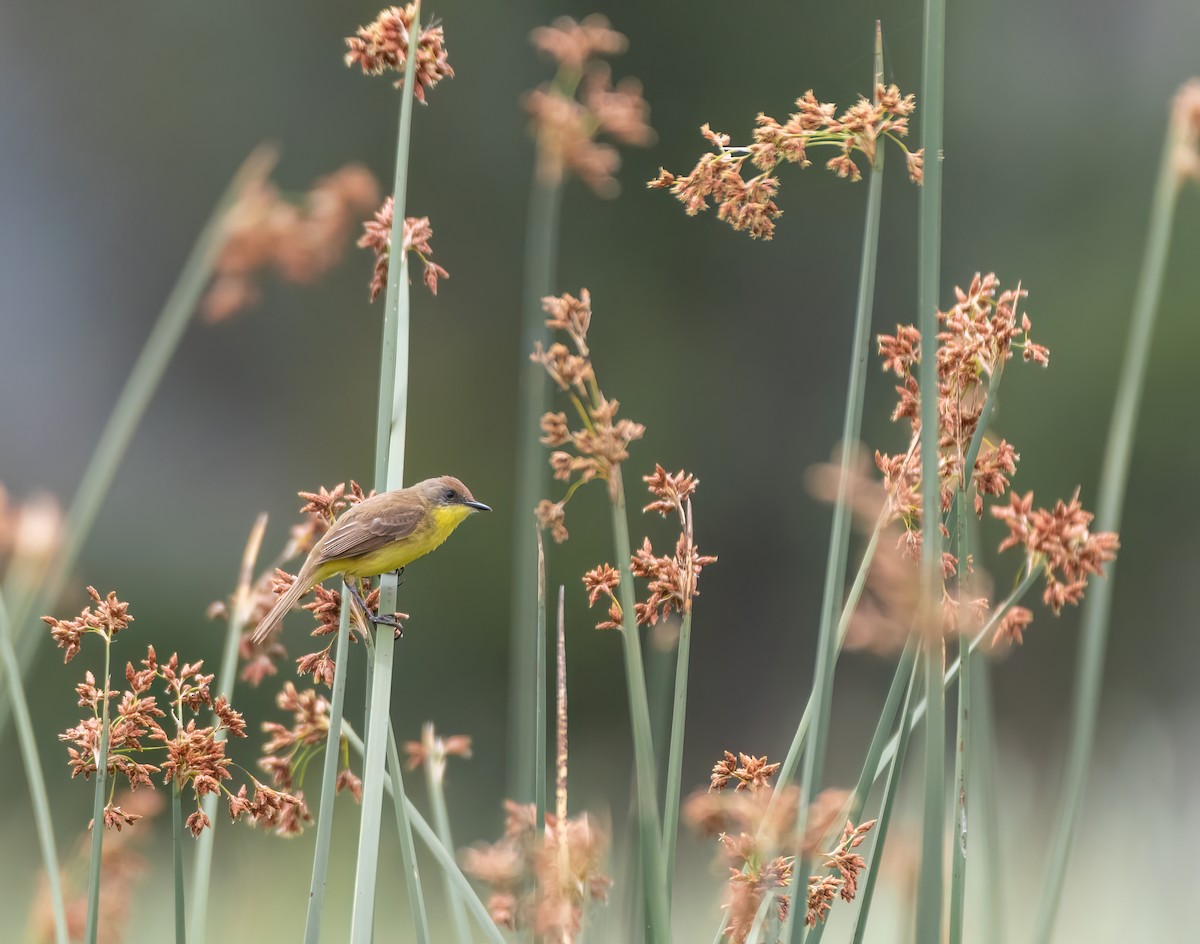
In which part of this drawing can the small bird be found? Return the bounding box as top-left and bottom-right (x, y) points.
(251, 475), (490, 644)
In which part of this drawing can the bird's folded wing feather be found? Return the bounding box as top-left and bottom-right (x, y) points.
(315, 502), (426, 564)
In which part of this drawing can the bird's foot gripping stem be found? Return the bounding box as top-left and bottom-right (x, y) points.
(344, 579), (405, 638)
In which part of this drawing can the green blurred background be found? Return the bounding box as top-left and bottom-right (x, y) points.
(2, 0), (1198, 940)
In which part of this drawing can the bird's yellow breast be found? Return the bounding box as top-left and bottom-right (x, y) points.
(337, 502), (474, 579)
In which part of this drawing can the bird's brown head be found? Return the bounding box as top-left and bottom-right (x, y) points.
(416, 475), (491, 513)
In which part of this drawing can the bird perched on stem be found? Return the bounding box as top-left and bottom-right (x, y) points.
(251, 475), (490, 644)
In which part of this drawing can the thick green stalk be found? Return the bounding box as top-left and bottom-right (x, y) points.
(914, 0), (947, 934)
(1032, 111), (1183, 944)
(0, 148), (276, 745)
(190, 513), (267, 943)
(0, 592), (67, 944)
(948, 498), (971, 944)
(303, 587), (354, 944)
(351, 3), (422, 939)
(535, 531), (548, 828)
(661, 608), (692, 894)
(970, 654), (1003, 944)
(84, 632), (112, 944)
(422, 731), (471, 944)
(852, 653), (923, 944)
(385, 725), (432, 944)
(610, 472), (669, 943)
(344, 722), (509, 944)
(785, 33), (886, 943)
(172, 780), (188, 944)
(509, 170), (563, 804)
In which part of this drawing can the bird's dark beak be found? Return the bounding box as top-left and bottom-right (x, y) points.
(464, 500), (491, 513)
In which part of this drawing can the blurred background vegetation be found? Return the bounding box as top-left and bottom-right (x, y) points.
(1, 0), (1198, 940)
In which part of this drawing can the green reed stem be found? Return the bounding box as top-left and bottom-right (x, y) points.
(610, 471), (669, 943)
(343, 722), (508, 944)
(85, 634), (112, 944)
(172, 779), (187, 944)
(386, 724), (431, 944)
(535, 530), (548, 829)
(0, 592), (67, 944)
(0, 148), (276, 748)
(303, 584), (354, 944)
(190, 513), (267, 943)
(352, 3), (422, 939)
(1032, 109), (1183, 944)
(852, 652), (923, 944)
(971, 652), (1004, 944)
(948, 497), (971, 944)
(509, 168), (563, 804)
(785, 32), (886, 943)
(915, 0), (947, 933)
(422, 732), (471, 944)
(661, 607), (692, 897)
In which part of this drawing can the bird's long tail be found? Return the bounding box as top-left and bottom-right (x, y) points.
(250, 562), (317, 646)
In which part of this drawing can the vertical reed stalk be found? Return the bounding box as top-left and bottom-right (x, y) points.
(0, 592), (67, 944)
(971, 653), (1004, 944)
(535, 531), (548, 828)
(785, 28), (886, 942)
(172, 780), (188, 944)
(385, 722), (432, 944)
(610, 471), (669, 942)
(351, 3), (423, 937)
(660, 607), (692, 893)
(84, 634), (113, 944)
(303, 587), (354, 944)
(190, 513), (267, 943)
(914, 0), (948, 934)
(421, 724), (471, 944)
(555, 584), (569, 833)
(947, 500), (971, 944)
(1032, 108), (1183, 944)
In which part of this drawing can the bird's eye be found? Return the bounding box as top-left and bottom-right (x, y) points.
(444, 489), (456, 502)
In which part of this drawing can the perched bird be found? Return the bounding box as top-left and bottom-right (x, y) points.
(251, 475), (490, 644)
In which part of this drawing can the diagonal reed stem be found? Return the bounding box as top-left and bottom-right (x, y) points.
(0, 591), (67, 944)
(421, 724), (471, 944)
(785, 27), (886, 942)
(190, 513), (267, 943)
(1032, 105), (1184, 944)
(386, 722), (431, 944)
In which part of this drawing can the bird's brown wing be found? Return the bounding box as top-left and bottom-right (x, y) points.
(314, 500), (426, 565)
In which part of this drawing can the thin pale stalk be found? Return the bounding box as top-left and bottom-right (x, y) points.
(172, 780), (187, 944)
(535, 530), (548, 828)
(509, 168), (563, 804)
(0, 148), (277, 747)
(971, 653), (1003, 944)
(914, 0), (947, 933)
(303, 585), (354, 944)
(852, 653), (923, 944)
(948, 498), (971, 944)
(0, 592), (67, 944)
(352, 2), (422, 936)
(423, 730), (471, 944)
(343, 722), (509, 944)
(190, 513), (267, 943)
(786, 39), (886, 941)
(84, 634), (112, 944)
(610, 471), (669, 943)
(385, 724), (431, 944)
(661, 608), (692, 895)
(746, 890), (779, 944)
(1032, 111), (1182, 944)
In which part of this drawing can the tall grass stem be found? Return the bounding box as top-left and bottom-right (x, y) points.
(661, 608), (692, 898)
(172, 780), (188, 944)
(84, 633), (112, 944)
(385, 723), (431, 944)
(947, 502), (971, 944)
(535, 530), (548, 828)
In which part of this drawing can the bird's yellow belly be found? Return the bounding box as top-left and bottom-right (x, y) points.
(334, 503), (473, 580)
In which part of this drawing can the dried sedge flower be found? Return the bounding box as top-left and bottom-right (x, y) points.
(710, 750), (781, 792)
(525, 15), (653, 196)
(42, 587), (133, 663)
(0, 485), (62, 589)
(344, 4), (454, 102)
(202, 164), (380, 323)
(357, 197), (449, 301)
(649, 85), (923, 239)
(1171, 78), (1200, 184)
(404, 722), (472, 772)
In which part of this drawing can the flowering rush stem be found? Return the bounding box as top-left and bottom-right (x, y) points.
(610, 471), (670, 942)
(303, 587), (353, 944)
(948, 498), (972, 944)
(535, 530), (548, 828)
(190, 514), (267, 943)
(0, 147), (277, 749)
(84, 633), (113, 944)
(0, 591), (67, 944)
(661, 606), (692, 891)
(1032, 98), (1186, 944)
(172, 780), (187, 943)
(385, 722), (431, 944)
(421, 728), (471, 944)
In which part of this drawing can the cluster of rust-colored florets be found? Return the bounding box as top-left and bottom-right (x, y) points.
(344, 3), (454, 102)
(357, 198), (449, 301)
(649, 85), (923, 239)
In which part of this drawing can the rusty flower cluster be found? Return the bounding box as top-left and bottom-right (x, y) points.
(649, 85), (923, 239)
(461, 800), (612, 940)
(583, 465), (716, 630)
(344, 4), (453, 102)
(45, 590), (307, 836)
(1172, 78), (1200, 183)
(259, 681), (360, 810)
(533, 289), (645, 541)
(0, 483), (61, 587)
(358, 197), (448, 301)
(202, 163), (380, 323)
(682, 752), (872, 940)
(525, 14), (654, 196)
